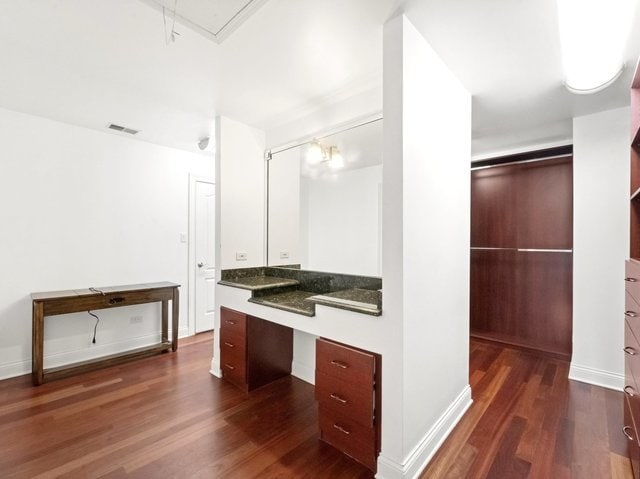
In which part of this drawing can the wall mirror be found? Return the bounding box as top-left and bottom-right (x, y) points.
(267, 117), (383, 277)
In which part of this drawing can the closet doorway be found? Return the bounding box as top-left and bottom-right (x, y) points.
(470, 153), (573, 359)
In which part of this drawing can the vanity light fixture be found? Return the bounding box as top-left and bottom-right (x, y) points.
(307, 141), (325, 164)
(327, 146), (345, 169)
(556, 0), (636, 94)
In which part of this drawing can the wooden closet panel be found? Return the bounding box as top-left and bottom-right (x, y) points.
(471, 157), (573, 249)
(470, 156), (573, 359)
(470, 249), (573, 358)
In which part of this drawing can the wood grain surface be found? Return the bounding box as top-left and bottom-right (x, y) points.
(0, 333), (631, 478)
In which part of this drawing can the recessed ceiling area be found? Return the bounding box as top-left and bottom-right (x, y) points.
(139, 0), (270, 43)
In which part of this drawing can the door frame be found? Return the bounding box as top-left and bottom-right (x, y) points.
(188, 174), (215, 337)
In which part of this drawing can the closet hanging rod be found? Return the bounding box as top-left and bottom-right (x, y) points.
(470, 154), (571, 171)
(470, 247), (572, 253)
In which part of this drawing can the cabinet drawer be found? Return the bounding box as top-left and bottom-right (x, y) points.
(316, 338), (375, 387)
(221, 353), (246, 389)
(627, 292), (640, 345)
(220, 307), (246, 336)
(625, 396), (640, 479)
(315, 371), (373, 427)
(627, 260), (640, 302)
(220, 328), (246, 358)
(319, 407), (376, 472)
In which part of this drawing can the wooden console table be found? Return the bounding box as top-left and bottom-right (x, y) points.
(31, 282), (180, 386)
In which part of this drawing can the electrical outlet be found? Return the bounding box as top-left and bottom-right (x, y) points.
(280, 251), (289, 259)
(236, 252), (247, 261)
(130, 315), (143, 324)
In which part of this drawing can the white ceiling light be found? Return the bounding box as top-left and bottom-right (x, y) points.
(557, 0), (637, 94)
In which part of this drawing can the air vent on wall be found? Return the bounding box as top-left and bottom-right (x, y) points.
(107, 123), (140, 135)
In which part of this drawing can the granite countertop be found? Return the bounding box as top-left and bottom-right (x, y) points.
(307, 288), (382, 316)
(248, 290), (316, 316)
(219, 266), (382, 317)
(218, 276), (299, 291)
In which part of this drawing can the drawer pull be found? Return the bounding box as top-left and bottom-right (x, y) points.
(625, 311), (638, 318)
(623, 425), (635, 441)
(224, 342), (235, 348)
(626, 277), (638, 282)
(333, 424), (351, 435)
(330, 360), (348, 369)
(225, 320), (237, 325)
(624, 346), (637, 355)
(625, 385), (635, 397)
(330, 393), (348, 404)
(224, 363), (235, 370)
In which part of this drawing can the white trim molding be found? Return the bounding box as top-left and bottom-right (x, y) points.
(376, 385), (473, 479)
(568, 363), (624, 391)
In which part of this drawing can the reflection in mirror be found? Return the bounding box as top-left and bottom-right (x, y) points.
(268, 118), (382, 277)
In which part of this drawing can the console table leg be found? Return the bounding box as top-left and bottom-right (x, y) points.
(32, 301), (44, 386)
(172, 287), (179, 352)
(161, 300), (168, 345)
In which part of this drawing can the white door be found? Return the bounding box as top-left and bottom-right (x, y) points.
(195, 181), (216, 333)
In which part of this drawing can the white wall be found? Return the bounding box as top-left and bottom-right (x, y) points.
(267, 147), (300, 266)
(302, 165), (382, 276)
(570, 106), (630, 390)
(0, 106), (213, 379)
(379, 15), (471, 478)
(217, 116), (266, 269)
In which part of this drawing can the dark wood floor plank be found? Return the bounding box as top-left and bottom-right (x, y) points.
(0, 333), (633, 478)
(421, 340), (632, 479)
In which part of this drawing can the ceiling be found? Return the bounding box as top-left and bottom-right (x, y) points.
(0, 0), (638, 156)
(139, 0), (270, 43)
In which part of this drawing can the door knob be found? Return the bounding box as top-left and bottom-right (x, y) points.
(197, 262), (204, 268)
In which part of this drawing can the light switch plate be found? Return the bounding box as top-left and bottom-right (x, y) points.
(180, 233), (188, 243)
(236, 252), (247, 261)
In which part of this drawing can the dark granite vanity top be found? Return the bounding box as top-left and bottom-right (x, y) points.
(219, 266), (382, 317)
(307, 288), (381, 316)
(248, 290), (316, 316)
(218, 275), (299, 291)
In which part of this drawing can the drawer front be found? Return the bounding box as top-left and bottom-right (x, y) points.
(626, 322), (640, 429)
(316, 338), (375, 387)
(221, 355), (246, 389)
(627, 260), (640, 302)
(315, 371), (373, 427)
(220, 307), (246, 337)
(625, 396), (640, 479)
(220, 328), (246, 389)
(627, 292), (640, 345)
(319, 407), (376, 472)
(220, 328), (246, 358)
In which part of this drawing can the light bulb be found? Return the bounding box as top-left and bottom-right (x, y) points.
(328, 147), (344, 169)
(307, 141), (324, 164)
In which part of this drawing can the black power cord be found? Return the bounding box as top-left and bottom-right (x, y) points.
(88, 310), (100, 344)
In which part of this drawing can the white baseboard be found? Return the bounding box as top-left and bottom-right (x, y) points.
(210, 357), (222, 378)
(291, 360), (315, 385)
(569, 362), (623, 391)
(376, 385), (473, 479)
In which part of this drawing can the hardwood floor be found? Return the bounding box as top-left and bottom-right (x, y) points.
(421, 339), (632, 479)
(0, 333), (372, 479)
(0, 334), (632, 478)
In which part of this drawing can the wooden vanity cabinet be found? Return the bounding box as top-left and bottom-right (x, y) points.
(219, 306), (293, 392)
(625, 261), (640, 478)
(315, 338), (381, 472)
